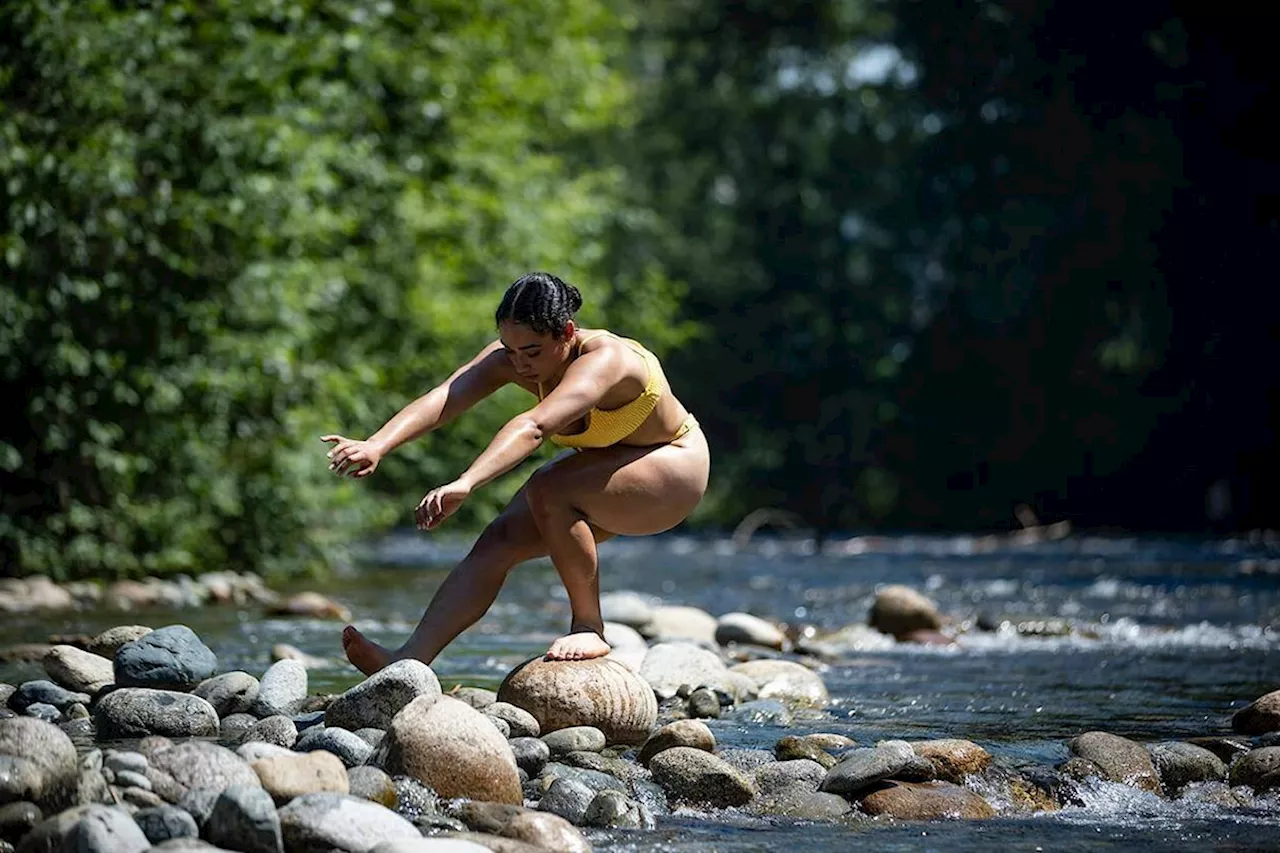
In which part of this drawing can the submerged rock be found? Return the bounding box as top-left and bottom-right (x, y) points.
(498, 657), (657, 745)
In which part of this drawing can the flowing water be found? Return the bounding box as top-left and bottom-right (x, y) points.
(3, 532), (1279, 851)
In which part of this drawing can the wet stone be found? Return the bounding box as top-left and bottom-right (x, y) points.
(485, 703), (540, 738)
(114, 626), (217, 692)
(9, 680), (90, 714)
(193, 673), (260, 719)
(1148, 742), (1228, 792)
(583, 789), (651, 829)
(295, 725), (373, 768)
(820, 741), (915, 797)
(346, 766), (396, 808)
(537, 777), (596, 825)
(774, 735), (837, 769)
(239, 715), (297, 749)
(541, 726), (606, 757)
(249, 661), (307, 719)
(0, 802), (43, 842)
(206, 784), (283, 853)
(510, 738), (551, 777)
(133, 805), (198, 845)
(687, 688), (721, 719)
(23, 703), (61, 723)
(717, 748), (777, 773)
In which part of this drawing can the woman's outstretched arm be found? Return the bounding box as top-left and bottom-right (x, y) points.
(324, 340), (510, 477)
(414, 346), (622, 528)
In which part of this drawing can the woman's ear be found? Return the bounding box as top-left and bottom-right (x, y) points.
(562, 319), (577, 340)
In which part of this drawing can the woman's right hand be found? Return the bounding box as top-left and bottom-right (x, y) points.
(321, 435), (384, 478)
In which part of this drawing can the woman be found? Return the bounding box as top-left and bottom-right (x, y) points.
(322, 272), (710, 675)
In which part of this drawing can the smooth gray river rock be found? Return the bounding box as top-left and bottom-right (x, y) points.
(295, 725), (373, 768)
(94, 688), (219, 739)
(277, 792), (420, 852)
(820, 741), (915, 797)
(249, 661), (307, 719)
(193, 672), (260, 718)
(114, 626), (217, 691)
(536, 776), (595, 825)
(325, 660), (441, 731)
(8, 680), (89, 714)
(206, 784), (283, 853)
(133, 804), (199, 845)
(142, 739), (262, 802)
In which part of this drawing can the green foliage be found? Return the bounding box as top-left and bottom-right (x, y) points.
(1, 0), (683, 579)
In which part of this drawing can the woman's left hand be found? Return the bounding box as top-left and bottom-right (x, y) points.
(416, 479), (472, 530)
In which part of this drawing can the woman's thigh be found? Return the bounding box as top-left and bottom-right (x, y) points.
(478, 479), (614, 563)
(528, 428), (710, 537)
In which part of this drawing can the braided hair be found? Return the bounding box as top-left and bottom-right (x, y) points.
(494, 272), (583, 338)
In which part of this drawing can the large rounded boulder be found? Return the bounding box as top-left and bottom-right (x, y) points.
(497, 657), (657, 745)
(373, 695), (522, 804)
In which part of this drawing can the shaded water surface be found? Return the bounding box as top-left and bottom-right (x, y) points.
(3, 533), (1278, 850)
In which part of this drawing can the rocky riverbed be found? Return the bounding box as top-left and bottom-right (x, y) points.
(2, 576), (1278, 853)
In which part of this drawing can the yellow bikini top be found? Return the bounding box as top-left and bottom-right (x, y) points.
(537, 331), (665, 448)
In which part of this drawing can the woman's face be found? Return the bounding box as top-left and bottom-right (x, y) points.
(499, 320), (574, 383)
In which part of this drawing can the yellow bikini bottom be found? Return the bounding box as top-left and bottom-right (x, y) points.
(668, 413), (699, 443)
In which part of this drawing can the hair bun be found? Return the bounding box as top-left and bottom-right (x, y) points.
(564, 283), (583, 313)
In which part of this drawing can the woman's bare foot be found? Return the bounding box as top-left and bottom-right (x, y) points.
(545, 630), (612, 661)
(342, 625), (393, 676)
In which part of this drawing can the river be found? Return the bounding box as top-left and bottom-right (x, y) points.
(3, 531), (1278, 850)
